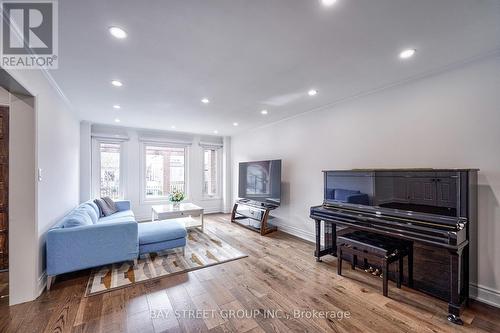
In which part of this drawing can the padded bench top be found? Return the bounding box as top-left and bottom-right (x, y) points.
(138, 220), (187, 245)
(338, 231), (411, 256)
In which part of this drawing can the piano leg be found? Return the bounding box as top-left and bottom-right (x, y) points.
(315, 219), (322, 262)
(464, 244), (470, 306)
(408, 244), (414, 288)
(331, 223), (337, 256)
(447, 248), (465, 326)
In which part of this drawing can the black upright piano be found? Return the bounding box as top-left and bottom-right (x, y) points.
(310, 169), (478, 325)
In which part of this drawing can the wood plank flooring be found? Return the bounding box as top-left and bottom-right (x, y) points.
(0, 214), (499, 333)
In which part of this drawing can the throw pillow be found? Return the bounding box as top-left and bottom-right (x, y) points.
(102, 197), (118, 215)
(87, 201), (100, 219)
(78, 204), (98, 224)
(93, 198), (105, 217)
(103, 197), (118, 213)
(94, 197), (119, 217)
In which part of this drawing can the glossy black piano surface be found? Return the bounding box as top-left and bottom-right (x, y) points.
(310, 169), (478, 325)
(323, 170), (470, 217)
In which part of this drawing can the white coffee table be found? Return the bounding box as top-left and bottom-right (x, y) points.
(151, 203), (204, 232)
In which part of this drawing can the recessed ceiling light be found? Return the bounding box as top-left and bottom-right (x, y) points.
(113, 104), (121, 109)
(261, 110), (268, 115)
(308, 89), (318, 96)
(233, 122), (239, 127)
(111, 80), (123, 87)
(213, 130), (218, 134)
(114, 118), (121, 123)
(201, 98), (210, 104)
(171, 125), (176, 129)
(321, 0), (337, 6)
(399, 48), (416, 59)
(109, 26), (127, 39)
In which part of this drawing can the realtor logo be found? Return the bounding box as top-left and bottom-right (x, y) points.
(1, 0), (58, 68)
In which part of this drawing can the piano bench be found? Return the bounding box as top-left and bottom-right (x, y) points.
(337, 231), (413, 297)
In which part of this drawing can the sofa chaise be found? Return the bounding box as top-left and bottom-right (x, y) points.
(46, 200), (187, 289)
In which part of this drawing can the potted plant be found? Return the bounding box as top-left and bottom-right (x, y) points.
(169, 190), (185, 208)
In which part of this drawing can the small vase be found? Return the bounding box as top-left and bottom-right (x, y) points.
(173, 202), (180, 209)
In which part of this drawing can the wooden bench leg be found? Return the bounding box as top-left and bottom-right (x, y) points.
(382, 259), (388, 297)
(397, 257), (403, 288)
(337, 248), (343, 275)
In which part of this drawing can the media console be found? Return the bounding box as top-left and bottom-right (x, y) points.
(230, 199), (277, 235)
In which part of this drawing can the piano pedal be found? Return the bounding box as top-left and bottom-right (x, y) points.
(372, 269), (381, 276)
(365, 266), (374, 273)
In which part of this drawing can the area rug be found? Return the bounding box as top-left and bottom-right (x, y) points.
(85, 229), (247, 296)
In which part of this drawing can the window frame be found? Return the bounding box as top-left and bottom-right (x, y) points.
(140, 141), (189, 204)
(201, 145), (223, 200)
(92, 138), (126, 200)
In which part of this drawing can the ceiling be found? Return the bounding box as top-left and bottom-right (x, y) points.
(51, 0), (500, 136)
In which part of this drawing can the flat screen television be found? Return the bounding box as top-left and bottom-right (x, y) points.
(238, 160), (281, 206)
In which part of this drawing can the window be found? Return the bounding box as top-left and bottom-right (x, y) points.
(144, 145), (186, 199)
(203, 147), (221, 198)
(98, 142), (121, 199)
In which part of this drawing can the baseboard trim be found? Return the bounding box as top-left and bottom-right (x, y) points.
(272, 221), (315, 243)
(37, 271), (47, 296)
(470, 284), (500, 308)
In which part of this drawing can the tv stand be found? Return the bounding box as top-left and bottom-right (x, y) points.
(231, 200), (277, 235)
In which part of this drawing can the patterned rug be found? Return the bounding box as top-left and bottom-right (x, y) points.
(85, 229), (247, 296)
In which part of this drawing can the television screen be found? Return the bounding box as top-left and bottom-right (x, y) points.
(238, 160), (281, 206)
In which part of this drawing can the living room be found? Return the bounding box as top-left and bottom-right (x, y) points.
(0, 0), (499, 332)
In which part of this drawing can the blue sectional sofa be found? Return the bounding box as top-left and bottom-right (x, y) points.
(46, 200), (187, 290)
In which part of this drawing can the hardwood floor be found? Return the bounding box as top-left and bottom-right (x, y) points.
(0, 214), (499, 333)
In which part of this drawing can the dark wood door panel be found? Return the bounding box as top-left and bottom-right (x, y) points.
(0, 106), (8, 270)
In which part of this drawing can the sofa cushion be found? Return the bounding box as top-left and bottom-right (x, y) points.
(98, 210), (135, 223)
(86, 201), (100, 218)
(138, 221), (187, 245)
(78, 203), (98, 224)
(97, 216), (137, 225)
(62, 211), (93, 228)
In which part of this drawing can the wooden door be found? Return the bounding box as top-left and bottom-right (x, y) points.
(0, 106), (8, 270)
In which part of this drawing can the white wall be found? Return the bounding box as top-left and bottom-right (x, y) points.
(80, 121), (92, 202)
(231, 55), (500, 306)
(3, 69), (80, 304)
(86, 125), (225, 221)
